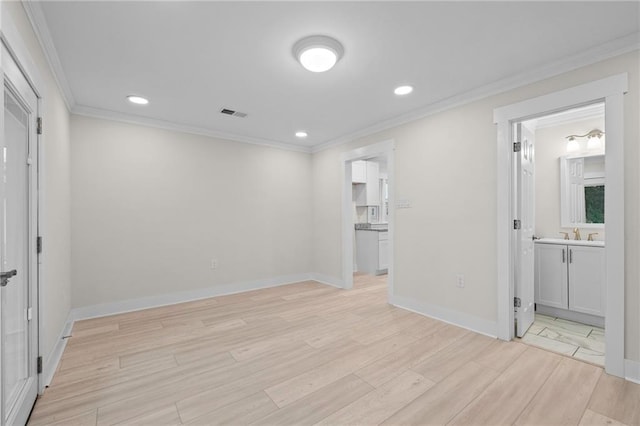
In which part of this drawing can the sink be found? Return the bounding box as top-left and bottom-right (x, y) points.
(536, 238), (604, 247)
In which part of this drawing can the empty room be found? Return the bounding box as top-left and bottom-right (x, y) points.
(1, 1), (639, 425)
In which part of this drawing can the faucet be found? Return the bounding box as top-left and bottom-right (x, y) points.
(559, 232), (569, 240)
(588, 233), (599, 241)
(573, 227), (581, 240)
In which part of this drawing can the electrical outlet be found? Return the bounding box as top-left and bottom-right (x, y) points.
(456, 274), (465, 288)
(211, 258), (218, 270)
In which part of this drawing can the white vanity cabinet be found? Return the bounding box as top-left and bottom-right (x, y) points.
(534, 240), (605, 321)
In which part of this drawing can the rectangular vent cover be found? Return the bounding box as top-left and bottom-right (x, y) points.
(220, 108), (247, 118)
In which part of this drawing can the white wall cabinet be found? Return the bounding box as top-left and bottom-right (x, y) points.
(352, 160), (380, 206)
(534, 241), (605, 318)
(356, 230), (388, 275)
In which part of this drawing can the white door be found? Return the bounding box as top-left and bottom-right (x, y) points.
(1, 45), (40, 426)
(514, 123), (535, 337)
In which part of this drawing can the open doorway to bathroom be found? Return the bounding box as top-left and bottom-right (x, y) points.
(341, 140), (395, 300)
(516, 103), (606, 366)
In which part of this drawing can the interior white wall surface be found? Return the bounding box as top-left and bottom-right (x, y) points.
(311, 51), (639, 361)
(534, 116), (605, 240)
(70, 115), (312, 308)
(2, 2), (72, 365)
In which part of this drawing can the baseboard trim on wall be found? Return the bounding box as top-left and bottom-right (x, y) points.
(625, 359), (640, 384)
(70, 273), (318, 322)
(309, 273), (345, 289)
(42, 312), (73, 389)
(390, 295), (498, 338)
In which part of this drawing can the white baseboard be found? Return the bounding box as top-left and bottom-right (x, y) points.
(309, 272), (345, 289)
(625, 359), (640, 384)
(390, 295), (498, 338)
(41, 312), (73, 389)
(71, 273), (321, 321)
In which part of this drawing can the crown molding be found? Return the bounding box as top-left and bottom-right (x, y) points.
(311, 32), (639, 153)
(72, 104), (312, 153)
(21, 0), (75, 109)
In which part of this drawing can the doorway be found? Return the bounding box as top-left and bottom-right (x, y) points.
(341, 140), (395, 300)
(494, 74), (627, 377)
(515, 104), (607, 366)
(1, 43), (41, 425)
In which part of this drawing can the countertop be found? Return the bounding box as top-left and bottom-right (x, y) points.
(535, 238), (604, 248)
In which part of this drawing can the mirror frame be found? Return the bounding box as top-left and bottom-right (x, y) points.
(560, 153), (605, 229)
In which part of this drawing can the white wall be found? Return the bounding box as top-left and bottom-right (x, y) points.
(311, 51), (640, 361)
(1, 2), (72, 367)
(534, 116), (605, 240)
(70, 115), (312, 308)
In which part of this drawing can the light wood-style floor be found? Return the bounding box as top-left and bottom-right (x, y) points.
(29, 274), (639, 426)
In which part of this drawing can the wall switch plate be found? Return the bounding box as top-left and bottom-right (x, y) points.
(396, 199), (412, 209)
(211, 259), (218, 270)
(456, 274), (465, 288)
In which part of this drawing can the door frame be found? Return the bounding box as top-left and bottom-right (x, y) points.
(0, 7), (46, 402)
(341, 140), (395, 300)
(494, 74), (627, 377)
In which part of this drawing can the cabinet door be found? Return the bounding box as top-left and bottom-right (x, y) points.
(352, 160), (367, 183)
(568, 246), (605, 316)
(365, 161), (380, 206)
(378, 238), (389, 270)
(534, 244), (568, 309)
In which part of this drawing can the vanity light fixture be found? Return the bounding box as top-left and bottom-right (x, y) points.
(127, 95), (149, 105)
(394, 85), (413, 96)
(295, 131), (308, 138)
(565, 129), (604, 152)
(293, 35), (344, 73)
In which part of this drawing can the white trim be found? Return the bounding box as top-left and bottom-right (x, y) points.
(72, 104), (312, 154)
(312, 33), (639, 153)
(70, 273), (329, 321)
(41, 313), (72, 387)
(494, 74), (628, 378)
(21, 0), (74, 109)
(309, 272), (344, 289)
(625, 359), (640, 384)
(390, 295), (498, 339)
(341, 140), (395, 299)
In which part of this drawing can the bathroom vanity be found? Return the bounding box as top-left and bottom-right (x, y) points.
(534, 238), (605, 327)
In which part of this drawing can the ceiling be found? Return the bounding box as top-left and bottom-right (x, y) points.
(33, 1), (639, 151)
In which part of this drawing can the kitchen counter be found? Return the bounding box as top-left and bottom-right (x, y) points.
(355, 228), (388, 232)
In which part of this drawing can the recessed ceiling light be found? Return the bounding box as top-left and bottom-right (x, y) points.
(394, 86), (413, 96)
(295, 131), (308, 138)
(293, 35), (344, 73)
(127, 95), (149, 105)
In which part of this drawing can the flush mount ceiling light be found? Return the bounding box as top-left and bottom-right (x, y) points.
(295, 131), (308, 138)
(127, 95), (149, 105)
(293, 35), (344, 73)
(394, 85), (414, 96)
(565, 129), (605, 152)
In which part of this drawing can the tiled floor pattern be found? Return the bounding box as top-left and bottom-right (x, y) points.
(520, 314), (605, 366)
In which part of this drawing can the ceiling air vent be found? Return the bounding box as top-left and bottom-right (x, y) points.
(220, 108), (247, 118)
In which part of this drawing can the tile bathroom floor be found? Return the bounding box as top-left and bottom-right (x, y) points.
(519, 314), (605, 366)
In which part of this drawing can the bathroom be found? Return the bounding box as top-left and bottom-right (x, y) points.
(519, 103), (606, 366)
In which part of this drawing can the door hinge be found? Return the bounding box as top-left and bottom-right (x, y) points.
(513, 219), (521, 230)
(514, 297), (521, 308)
(513, 142), (521, 152)
(37, 117), (43, 135)
(37, 356), (43, 374)
(37, 236), (43, 254)
(27, 307), (33, 321)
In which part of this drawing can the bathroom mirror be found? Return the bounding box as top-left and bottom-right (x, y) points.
(560, 154), (605, 228)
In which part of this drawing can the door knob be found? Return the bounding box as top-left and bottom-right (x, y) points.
(0, 269), (17, 287)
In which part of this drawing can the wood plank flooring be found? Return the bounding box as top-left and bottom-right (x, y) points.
(28, 274), (640, 425)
